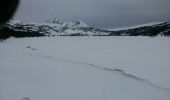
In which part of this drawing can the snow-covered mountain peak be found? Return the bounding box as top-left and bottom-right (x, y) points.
(46, 18), (89, 28)
(46, 18), (64, 25)
(71, 20), (89, 27)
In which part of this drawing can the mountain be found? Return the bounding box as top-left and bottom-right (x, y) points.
(0, 19), (170, 39)
(46, 18), (89, 28)
(108, 22), (163, 31)
(109, 22), (170, 36)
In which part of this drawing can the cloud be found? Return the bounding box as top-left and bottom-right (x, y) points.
(14, 0), (170, 28)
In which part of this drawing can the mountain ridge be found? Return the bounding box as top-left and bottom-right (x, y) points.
(108, 22), (164, 31)
(0, 19), (170, 39)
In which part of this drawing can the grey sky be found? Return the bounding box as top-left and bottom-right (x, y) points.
(14, 0), (170, 28)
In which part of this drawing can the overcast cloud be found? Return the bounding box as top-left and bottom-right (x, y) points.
(14, 0), (170, 28)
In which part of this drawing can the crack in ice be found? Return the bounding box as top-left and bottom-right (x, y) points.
(28, 52), (170, 92)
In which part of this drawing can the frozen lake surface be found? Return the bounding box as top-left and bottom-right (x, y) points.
(0, 37), (170, 100)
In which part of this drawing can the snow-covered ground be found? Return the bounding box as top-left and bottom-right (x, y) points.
(0, 37), (170, 100)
